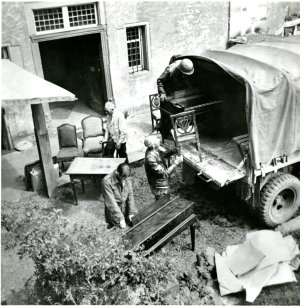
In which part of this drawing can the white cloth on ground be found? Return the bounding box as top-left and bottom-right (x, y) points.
(215, 230), (299, 303)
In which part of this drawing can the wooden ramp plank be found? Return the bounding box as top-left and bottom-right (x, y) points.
(181, 143), (245, 187)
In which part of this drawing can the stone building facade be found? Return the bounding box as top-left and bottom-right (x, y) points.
(1, 1), (229, 146)
(2, 2), (37, 144)
(104, 1), (229, 113)
(4, 1), (299, 146)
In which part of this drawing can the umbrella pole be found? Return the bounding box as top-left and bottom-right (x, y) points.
(31, 103), (57, 198)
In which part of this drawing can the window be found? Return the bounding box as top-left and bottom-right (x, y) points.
(68, 4), (96, 27)
(33, 3), (98, 34)
(1, 47), (10, 59)
(33, 7), (64, 32)
(126, 26), (147, 73)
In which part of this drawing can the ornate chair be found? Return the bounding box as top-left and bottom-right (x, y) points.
(81, 115), (106, 157)
(149, 93), (161, 133)
(170, 110), (202, 162)
(57, 124), (79, 173)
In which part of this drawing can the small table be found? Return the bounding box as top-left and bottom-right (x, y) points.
(66, 157), (126, 205)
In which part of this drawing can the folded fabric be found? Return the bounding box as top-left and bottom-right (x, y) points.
(246, 230), (291, 270)
(238, 263), (278, 302)
(215, 252), (243, 296)
(284, 235), (300, 261)
(267, 261), (296, 286)
(216, 230), (300, 303)
(225, 240), (265, 276)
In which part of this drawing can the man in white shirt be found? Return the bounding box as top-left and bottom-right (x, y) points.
(103, 101), (128, 159)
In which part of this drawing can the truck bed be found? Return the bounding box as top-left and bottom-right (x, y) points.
(181, 137), (246, 187)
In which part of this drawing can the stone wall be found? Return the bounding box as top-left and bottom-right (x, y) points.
(2, 2), (52, 146)
(2, 2), (35, 144)
(104, 1), (229, 115)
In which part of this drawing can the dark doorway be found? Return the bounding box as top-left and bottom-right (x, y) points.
(39, 34), (105, 114)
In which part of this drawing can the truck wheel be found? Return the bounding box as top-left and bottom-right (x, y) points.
(259, 174), (300, 227)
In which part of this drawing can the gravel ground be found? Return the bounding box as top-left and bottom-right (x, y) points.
(1, 162), (300, 305)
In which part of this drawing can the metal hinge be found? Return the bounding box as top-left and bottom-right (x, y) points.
(272, 154), (288, 166)
(259, 163), (267, 177)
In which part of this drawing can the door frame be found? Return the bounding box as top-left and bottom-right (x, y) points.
(30, 25), (113, 102)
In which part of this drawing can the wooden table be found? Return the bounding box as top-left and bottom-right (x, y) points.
(66, 157), (125, 205)
(124, 195), (197, 254)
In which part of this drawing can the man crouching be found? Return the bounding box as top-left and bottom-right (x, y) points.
(101, 163), (137, 229)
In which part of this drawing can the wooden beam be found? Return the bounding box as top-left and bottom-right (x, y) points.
(31, 103), (57, 197)
(1, 108), (14, 150)
(30, 25), (105, 43)
(100, 29), (114, 100)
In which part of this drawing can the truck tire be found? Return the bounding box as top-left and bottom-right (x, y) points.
(259, 174), (300, 227)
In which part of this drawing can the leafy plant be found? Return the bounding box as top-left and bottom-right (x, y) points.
(5, 204), (176, 304)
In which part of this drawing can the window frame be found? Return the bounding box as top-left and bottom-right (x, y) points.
(32, 2), (98, 35)
(125, 22), (150, 74)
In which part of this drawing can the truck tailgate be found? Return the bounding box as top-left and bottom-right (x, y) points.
(181, 143), (246, 187)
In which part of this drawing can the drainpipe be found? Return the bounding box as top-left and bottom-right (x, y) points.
(227, 1), (231, 49)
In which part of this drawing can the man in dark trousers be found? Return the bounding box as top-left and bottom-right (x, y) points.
(103, 101), (128, 160)
(144, 135), (183, 200)
(101, 163), (137, 228)
(157, 56), (194, 140)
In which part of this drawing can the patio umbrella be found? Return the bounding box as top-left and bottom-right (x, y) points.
(1, 59), (77, 197)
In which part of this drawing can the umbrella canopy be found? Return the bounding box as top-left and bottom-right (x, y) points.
(1, 59), (77, 198)
(1, 59), (76, 103)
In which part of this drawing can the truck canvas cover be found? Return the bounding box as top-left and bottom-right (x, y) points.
(184, 36), (300, 170)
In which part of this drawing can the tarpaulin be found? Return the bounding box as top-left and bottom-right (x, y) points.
(180, 36), (300, 169)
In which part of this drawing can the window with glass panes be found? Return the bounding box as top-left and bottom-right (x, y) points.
(33, 3), (97, 34)
(68, 4), (96, 27)
(126, 26), (145, 73)
(33, 7), (64, 32)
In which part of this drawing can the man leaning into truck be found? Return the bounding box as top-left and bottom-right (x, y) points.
(157, 56), (194, 140)
(157, 56), (194, 102)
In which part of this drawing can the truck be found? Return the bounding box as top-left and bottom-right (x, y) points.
(155, 35), (300, 227)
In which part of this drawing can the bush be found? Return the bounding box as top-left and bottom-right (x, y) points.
(5, 205), (176, 304)
(1, 196), (53, 246)
(1, 192), (221, 305)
